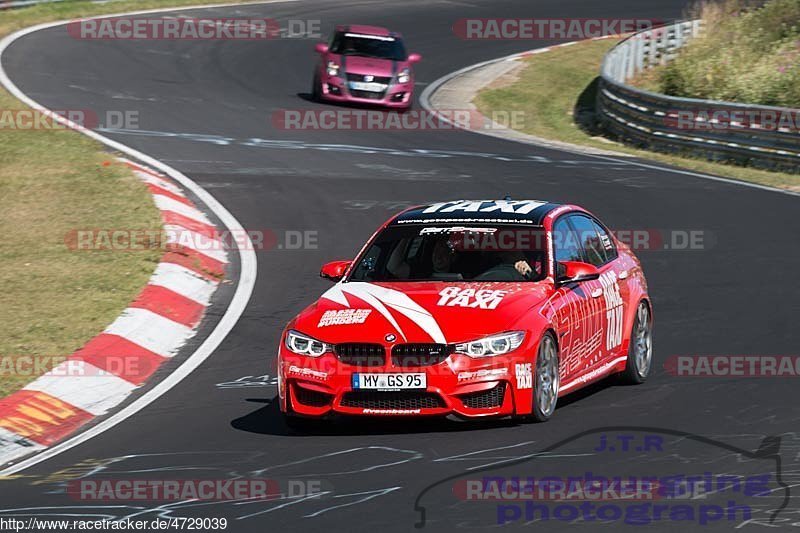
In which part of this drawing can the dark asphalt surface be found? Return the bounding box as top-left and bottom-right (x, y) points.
(1, 0), (798, 531)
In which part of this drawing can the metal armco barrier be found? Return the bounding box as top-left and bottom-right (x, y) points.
(597, 20), (800, 173)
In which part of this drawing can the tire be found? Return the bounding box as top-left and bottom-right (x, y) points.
(311, 73), (321, 102)
(619, 301), (653, 384)
(529, 332), (560, 422)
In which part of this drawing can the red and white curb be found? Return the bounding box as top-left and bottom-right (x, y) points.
(0, 159), (228, 464)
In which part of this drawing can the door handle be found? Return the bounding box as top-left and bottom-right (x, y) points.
(590, 288), (603, 298)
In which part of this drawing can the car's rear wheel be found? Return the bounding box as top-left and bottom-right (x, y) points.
(530, 332), (559, 422)
(619, 301), (653, 384)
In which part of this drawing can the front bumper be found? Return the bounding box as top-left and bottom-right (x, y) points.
(319, 73), (413, 108)
(278, 349), (533, 418)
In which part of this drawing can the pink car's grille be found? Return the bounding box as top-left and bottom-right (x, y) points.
(346, 73), (392, 84)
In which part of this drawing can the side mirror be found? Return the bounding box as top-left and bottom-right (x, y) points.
(557, 261), (600, 284)
(320, 260), (351, 282)
(314, 43), (329, 54)
(407, 52), (422, 63)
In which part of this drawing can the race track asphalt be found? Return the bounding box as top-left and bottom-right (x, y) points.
(1, 0), (798, 531)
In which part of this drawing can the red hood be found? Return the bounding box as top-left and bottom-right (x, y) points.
(292, 281), (552, 345)
(331, 54), (399, 77)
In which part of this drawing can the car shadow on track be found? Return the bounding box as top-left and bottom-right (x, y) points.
(231, 376), (619, 437)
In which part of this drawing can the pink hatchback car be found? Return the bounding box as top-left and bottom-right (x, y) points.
(311, 25), (421, 110)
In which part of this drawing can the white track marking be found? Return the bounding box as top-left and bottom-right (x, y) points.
(24, 362), (138, 416)
(163, 223), (228, 263)
(0, 1), (289, 474)
(0, 429), (44, 465)
(154, 195), (213, 225)
(104, 308), (194, 357)
(149, 262), (219, 305)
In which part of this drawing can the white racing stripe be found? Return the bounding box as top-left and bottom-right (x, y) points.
(104, 308), (194, 357)
(322, 282), (446, 344)
(23, 361), (138, 416)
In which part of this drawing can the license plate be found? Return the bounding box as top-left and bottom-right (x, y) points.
(348, 81), (387, 92)
(352, 373), (426, 391)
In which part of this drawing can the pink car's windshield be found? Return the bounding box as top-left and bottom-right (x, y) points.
(348, 224), (547, 282)
(329, 32), (407, 61)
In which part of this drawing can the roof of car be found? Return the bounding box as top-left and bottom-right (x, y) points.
(336, 25), (397, 38)
(391, 200), (562, 226)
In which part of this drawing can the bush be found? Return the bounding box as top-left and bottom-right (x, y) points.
(656, 0), (800, 107)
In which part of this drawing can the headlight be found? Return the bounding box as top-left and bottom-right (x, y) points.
(326, 61), (340, 77)
(285, 330), (332, 357)
(397, 68), (411, 84)
(454, 331), (525, 358)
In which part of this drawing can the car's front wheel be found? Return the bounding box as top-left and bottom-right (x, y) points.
(311, 72), (321, 102)
(529, 332), (559, 422)
(619, 301), (653, 384)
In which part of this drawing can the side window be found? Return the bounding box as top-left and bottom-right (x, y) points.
(553, 218), (584, 264)
(569, 215), (607, 267)
(591, 219), (618, 262)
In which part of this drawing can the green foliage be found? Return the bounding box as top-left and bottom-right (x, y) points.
(658, 0), (800, 107)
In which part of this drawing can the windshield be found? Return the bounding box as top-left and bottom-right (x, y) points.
(329, 32), (407, 61)
(348, 224), (547, 282)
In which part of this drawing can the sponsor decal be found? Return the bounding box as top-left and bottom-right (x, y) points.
(437, 287), (507, 309)
(599, 271), (624, 351)
(457, 368), (509, 382)
(362, 408), (422, 415)
(515, 363), (533, 390)
(317, 308), (371, 327)
(287, 365), (328, 381)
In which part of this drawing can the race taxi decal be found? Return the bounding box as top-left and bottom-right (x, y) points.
(437, 287), (507, 309)
(317, 308), (371, 327)
(599, 271), (623, 351)
(515, 363), (533, 390)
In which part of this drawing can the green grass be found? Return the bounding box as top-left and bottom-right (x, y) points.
(473, 38), (800, 192)
(643, 0), (800, 108)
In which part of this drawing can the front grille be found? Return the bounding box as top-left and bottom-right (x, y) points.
(346, 73), (392, 84)
(349, 89), (386, 100)
(391, 344), (451, 367)
(461, 383), (506, 409)
(293, 386), (332, 407)
(335, 343), (386, 367)
(341, 391), (446, 410)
